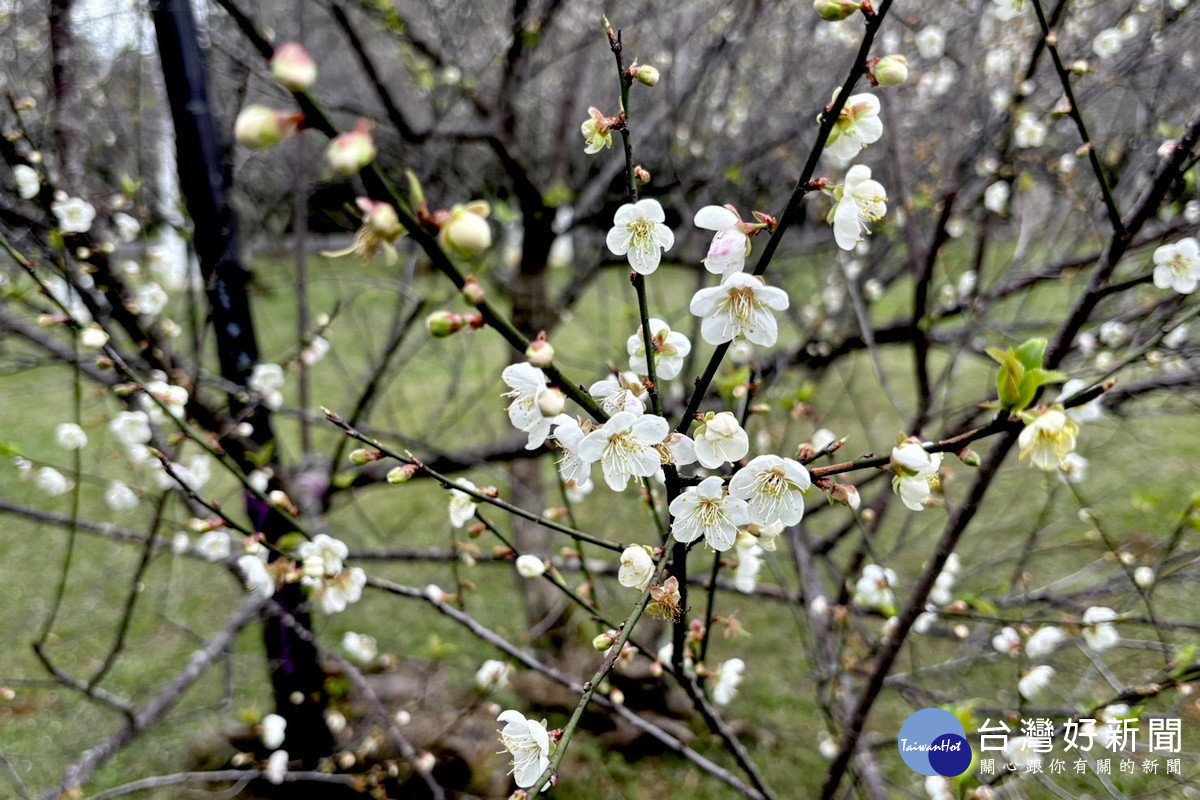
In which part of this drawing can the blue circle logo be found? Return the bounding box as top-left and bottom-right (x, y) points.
(897, 708), (972, 777)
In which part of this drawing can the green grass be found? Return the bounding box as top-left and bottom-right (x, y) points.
(1, 245), (1198, 799)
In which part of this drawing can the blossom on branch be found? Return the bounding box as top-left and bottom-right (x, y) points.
(829, 165), (888, 251)
(689, 272), (790, 347)
(606, 199), (674, 275)
(497, 709), (551, 788)
(669, 475), (749, 552)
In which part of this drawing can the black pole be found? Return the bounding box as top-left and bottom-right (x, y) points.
(150, 0), (334, 765)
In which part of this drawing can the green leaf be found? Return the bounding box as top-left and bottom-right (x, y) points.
(995, 350), (1025, 411)
(1014, 338), (1048, 370)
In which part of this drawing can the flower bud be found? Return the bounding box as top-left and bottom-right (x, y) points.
(829, 483), (861, 509)
(234, 106), (300, 150)
(957, 448), (981, 467)
(515, 554), (546, 579)
(461, 275), (486, 305)
(349, 448), (380, 466)
(360, 199), (403, 241)
(814, 0), (861, 20)
(426, 311), (465, 338)
(631, 64), (660, 86)
(538, 387), (566, 417)
(592, 630), (618, 651)
(80, 324), (109, 349)
(525, 335), (554, 368)
(874, 54), (909, 86)
(326, 120), (377, 177)
(386, 464), (418, 484)
(439, 202), (492, 257)
(634, 165), (651, 185)
(271, 43), (317, 91)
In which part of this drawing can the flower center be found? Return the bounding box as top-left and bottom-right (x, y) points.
(694, 498), (728, 530)
(722, 287), (757, 326)
(1169, 254), (1190, 278)
(628, 218), (655, 250)
(604, 431), (645, 473)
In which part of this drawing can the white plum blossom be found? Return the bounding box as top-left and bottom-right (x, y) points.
(35, 467), (72, 496)
(312, 567), (366, 614)
(448, 479), (478, 528)
(1018, 408), (1078, 471)
(475, 659), (511, 690)
(1082, 606), (1120, 651)
(14, 164), (39, 199)
(104, 481), (138, 512)
(296, 534), (348, 577)
(1134, 565), (1155, 589)
(627, 319), (691, 380)
(915, 26), (946, 59)
(1059, 452), (1089, 484)
(1057, 379), (1103, 423)
(588, 371), (648, 416)
(663, 431), (698, 469)
(80, 324), (109, 349)
(692, 412), (749, 469)
(733, 534), (765, 593)
(110, 410), (152, 447)
(141, 380), (188, 424)
(248, 363), (285, 411)
(991, 0), (1025, 21)
(55, 423), (88, 450)
(728, 454), (811, 526)
(1014, 113), (1047, 148)
(853, 564), (896, 611)
(1025, 626), (1065, 660)
(136, 283), (169, 318)
(711, 658), (745, 706)
(694, 205), (750, 276)
(618, 545), (655, 588)
(1152, 238), (1200, 294)
(890, 439), (942, 511)
(577, 411), (669, 491)
(689, 272), (790, 347)
(551, 418), (593, 487)
(237, 555), (275, 598)
(605, 198), (674, 275)
(669, 475), (750, 552)
(260, 714), (287, 749)
(1018, 665), (1056, 699)
(264, 749), (288, 785)
(51, 197), (96, 233)
(196, 530), (232, 561)
(342, 631), (378, 663)
(112, 212), (140, 243)
(1092, 28), (1123, 59)
(829, 165), (888, 251)
(811, 428), (837, 453)
(984, 181), (1010, 214)
(992, 626), (1022, 656)
(502, 362), (564, 450)
(497, 709), (551, 788)
(515, 554), (546, 578)
(826, 92), (884, 163)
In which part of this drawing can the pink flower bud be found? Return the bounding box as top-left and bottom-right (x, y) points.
(234, 106), (301, 150)
(326, 120), (377, 177)
(634, 165), (651, 185)
(357, 198), (403, 242)
(525, 335), (554, 368)
(592, 630), (618, 651)
(386, 464), (418, 484)
(829, 483), (861, 509)
(426, 311), (464, 338)
(461, 275), (486, 305)
(270, 43), (317, 91)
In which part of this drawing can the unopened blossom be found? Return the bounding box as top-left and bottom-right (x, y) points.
(438, 202), (492, 258)
(52, 197), (96, 234)
(1152, 238), (1200, 294)
(733, 537), (765, 593)
(627, 318), (691, 380)
(14, 164), (39, 199)
(35, 467), (71, 496)
(711, 658), (745, 706)
(1014, 113), (1047, 148)
(588, 371), (648, 415)
(515, 554), (546, 579)
(669, 476), (749, 552)
(105, 481), (138, 512)
(233, 105), (300, 149)
(829, 165), (888, 251)
(296, 534), (348, 577)
(55, 422), (88, 450)
(1018, 665), (1056, 699)
(321, 198), (405, 264)
(692, 412), (749, 469)
(728, 454), (811, 526)
(476, 659), (511, 690)
(577, 411), (669, 491)
(606, 198), (674, 275)
(992, 626), (1021, 656)
(814, 0), (861, 21)
(1082, 606), (1120, 651)
(853, 564), (896, 610)
(689, 272), (790, 346)
(874, 54), (909, 86)
(312, 567), (366, 613)
(1134, 565), (1155, 589)
(326, 120), (377, 177)
(271, 42), (317, 91)
(497, 709), (551, 788)
(264, 750), (288, 785)
(260, 713), (287, 750)
(196, 530), (231, 561)
(694, 205), (751, 277)
(914, 26), (946, 60)
(1018, 408), (1078, 471)
(80, 324), (109, 349)
(890, 439), (942, 511)
(141, 380), (187, 424)
(1092, 28), (1123, 59)
(502, 362), (563, 449)
(580, 106), (615, 154)
(448, 479), (479, 528)
(1025, 626), (1065, 660)
(341, 631), (378, 663)
(618, 544), (655, 588)
(984, 181), (1010, 214)
(1098, 319), (1129, 348)
(826, 92), (883, 162)
(237, 555), (275, 598)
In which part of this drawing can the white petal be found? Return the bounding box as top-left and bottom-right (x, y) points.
(694, 205), (738, 231)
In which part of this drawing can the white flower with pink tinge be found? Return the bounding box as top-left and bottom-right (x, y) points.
(694, 205), (751, 277)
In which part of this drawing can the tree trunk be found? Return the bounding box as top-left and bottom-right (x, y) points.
(150, 0), (333, 766)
